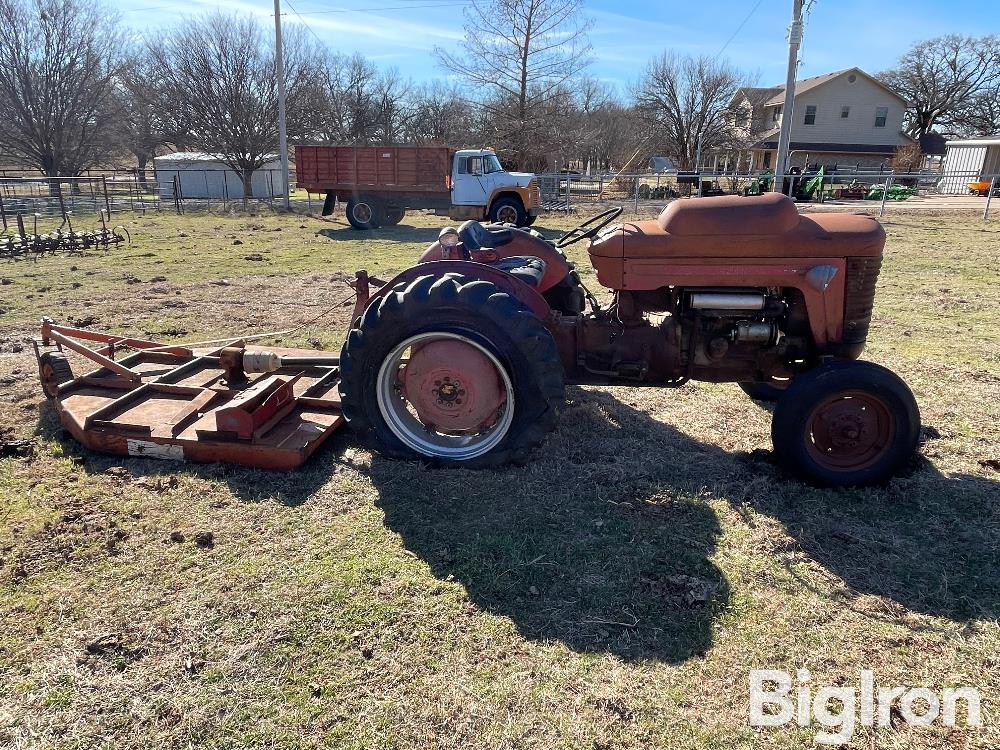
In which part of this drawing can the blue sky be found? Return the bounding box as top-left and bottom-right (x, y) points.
(118, 0), (997, 91)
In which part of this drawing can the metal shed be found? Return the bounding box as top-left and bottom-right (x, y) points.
(153, 152), (286, 200)
(940, 138), (1000, 193)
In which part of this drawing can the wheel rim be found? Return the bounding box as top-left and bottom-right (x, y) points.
(496, 205), (518, 224)
(805, 390), (895, 471)
(352, 202), (373, 224)
(376, 332), (515, 460)
(40, 363), (58, 397)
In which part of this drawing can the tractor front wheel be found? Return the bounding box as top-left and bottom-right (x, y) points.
(338, 274), (565, 466)
(771, 361), (920, 487)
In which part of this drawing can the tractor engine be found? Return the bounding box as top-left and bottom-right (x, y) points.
(551, 287), (809, 386)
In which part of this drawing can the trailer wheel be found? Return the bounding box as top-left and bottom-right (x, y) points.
(38, 352), (74, 399)
(490, 197), (527, 226)
(381, 207), (405, 225)
(339, 274), (565, 467)
(346, 196), (381, 230)
(771, 360), (920, 487)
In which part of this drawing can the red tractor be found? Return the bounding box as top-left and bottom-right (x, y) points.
(339, 193), (920, 487)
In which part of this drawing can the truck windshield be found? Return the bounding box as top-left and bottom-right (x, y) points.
(483, 154), (504, 174)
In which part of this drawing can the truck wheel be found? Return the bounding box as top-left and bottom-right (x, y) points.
(339, 273), (565, 467)
(380, 207), (405, 226)
(490, 197), (527, 226)
(523, 215), (538, 226)
(771, 361), (920, 487)
(346, 197), (381, 230)
(38, 352), (74, 399)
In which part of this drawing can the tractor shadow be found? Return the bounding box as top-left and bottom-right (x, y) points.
(359, 387), (1000, 661)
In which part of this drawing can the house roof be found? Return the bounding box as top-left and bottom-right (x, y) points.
(761, 67), (908, 106)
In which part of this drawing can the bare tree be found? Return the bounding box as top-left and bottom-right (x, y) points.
(435, 0), (593, 169)
(952, 81), (1000, 137)
(877, 35), (1000, 139)
(114, 51), (172, 186)
(150, 12), (323, 198)
(633, 52), (748, 170)
(0, 0), (125, 176)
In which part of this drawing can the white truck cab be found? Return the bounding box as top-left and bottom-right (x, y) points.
(450, 149), (541, 226)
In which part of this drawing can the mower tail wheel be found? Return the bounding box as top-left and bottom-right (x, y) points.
(771, 360), (920, 487)
(346, 196), (381, 230)
(38, 352), (74, 399)
(338, 273), (565, 467)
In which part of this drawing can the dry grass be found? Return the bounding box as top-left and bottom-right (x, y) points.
(1, 206), (998, 749)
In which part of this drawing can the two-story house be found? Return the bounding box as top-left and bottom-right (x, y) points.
(731, 67), (914, 171)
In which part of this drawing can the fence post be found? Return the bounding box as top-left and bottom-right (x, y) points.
(0, 192), (6, 231)
(205, 170), (212, 212)
(984, 176), (997, 223)
(102, 176), (111, 217)
(634, 175), (639, 213)
(879, 175), (893, 218)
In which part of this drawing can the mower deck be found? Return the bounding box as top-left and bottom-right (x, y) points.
(46, 344), (344, 471)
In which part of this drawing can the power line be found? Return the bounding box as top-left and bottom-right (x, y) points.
(282, 0), (327, 47)
(716, 0), (765, 58)
(283, 2), (466, 15)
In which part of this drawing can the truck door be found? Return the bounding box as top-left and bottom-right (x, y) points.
(451, 155), (489, 206)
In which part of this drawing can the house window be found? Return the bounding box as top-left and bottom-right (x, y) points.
(841, 106), (850, 119)
(772, 105), (782, 122)
(804, 105), (817, 125)
(875, 107), (888, 128)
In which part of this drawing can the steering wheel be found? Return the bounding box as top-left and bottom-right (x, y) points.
(555, 206), (624, 248)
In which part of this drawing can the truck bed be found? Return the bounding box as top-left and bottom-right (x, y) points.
(296, 145), (453, 194)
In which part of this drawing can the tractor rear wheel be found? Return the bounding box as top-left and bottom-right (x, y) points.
(38, 352), (74, 399)
(346, 196), (381, 230)
(339, 274), (565, 466)
(771, 360), (920, 487)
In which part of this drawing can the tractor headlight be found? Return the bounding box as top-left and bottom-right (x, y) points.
(438, 227), (460, 256)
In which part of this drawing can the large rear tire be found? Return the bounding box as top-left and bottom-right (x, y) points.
(346, 196), (381, 230)
(380, 207), (405, 225)
(339, 274), (565, 467)
(771, 360), (920, 487)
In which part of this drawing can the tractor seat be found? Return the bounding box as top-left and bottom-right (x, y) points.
(458, 220), (515, 251)
(493, 256), (547, 288)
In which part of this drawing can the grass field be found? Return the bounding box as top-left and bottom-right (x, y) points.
(1, 206), (998, 749)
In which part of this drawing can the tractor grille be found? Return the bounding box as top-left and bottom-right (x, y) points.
(843, 256), (882, 344)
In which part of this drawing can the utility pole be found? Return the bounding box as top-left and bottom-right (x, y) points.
(273, 0), (291, 209)
(773, 0), (804, 194)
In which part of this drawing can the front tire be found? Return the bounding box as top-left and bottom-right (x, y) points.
(771, 361), (920, 487)
(339, 274), (565, 467)
(490, 197), (527, 226)
(346, 196), (381, 230)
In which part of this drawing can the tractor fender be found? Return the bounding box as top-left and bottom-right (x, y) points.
(366, 260), (552, 321)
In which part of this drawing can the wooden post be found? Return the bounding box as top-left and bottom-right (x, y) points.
(879, 175), (893, 218)
(102, 175), (111, 217)
(983, 176), (997, 223)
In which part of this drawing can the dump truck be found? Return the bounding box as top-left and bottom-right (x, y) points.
(295, 145), (541, 229)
